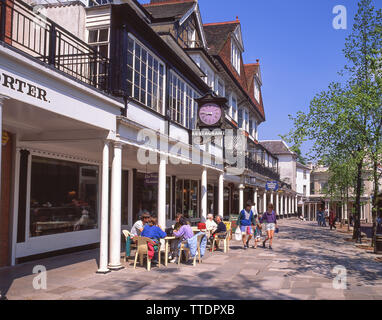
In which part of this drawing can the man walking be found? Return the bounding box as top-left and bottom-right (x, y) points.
(237, 201), (256, 249)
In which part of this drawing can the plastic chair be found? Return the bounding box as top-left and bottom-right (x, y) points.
(211, 229), (231, 253)
(223, 222), (232, 240)
(122, 230), (138, 263)
(133, 236), (161, 271)
(178, 233), (204, 266)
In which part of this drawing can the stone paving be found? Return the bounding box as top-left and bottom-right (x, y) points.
(1, 218), (382, 300)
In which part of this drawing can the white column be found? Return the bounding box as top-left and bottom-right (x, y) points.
(239, 184), (244, 211)
(158, 156), (167, 229)
(263, 192), (267, 213)
(201, 167), (208, 221)
(253, 188), (258, 214)
(280, 194), (284, 216)
(344, 202), (348, 220)
(108, 142), (123, 270)
(98, 141), (110, 274)
(128, 169), (133, 228)
(270, 192), (274, 204)
(302, 202), (305, 218)
(276, 192), (279, 216)
(288, 196), (291, 215)
(218, 173), (224, 217)
(295, 196), (298, 215)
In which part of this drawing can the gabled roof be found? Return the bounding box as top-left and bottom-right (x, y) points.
(244, 62), (265, 118)
(259, 140), (296, 156)
(143, 0), (196, 20)
(203, 21), (240, 55)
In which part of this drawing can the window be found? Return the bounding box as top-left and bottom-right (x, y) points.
(254, 78), (260, 102)
(303, 170), (307, 179)
(244, 109), (249, 132)
(231, 40), (241, 74)
(216, 78), (225, 97)
(238, 108), (243, 128)
(30, 157), (98, 237)
(169, 71), (197, 129)
(126, 36), (165, 113)
(303, 185), (307, 196)
(88, 28), (109, 58)
(231, 94), (238, 121)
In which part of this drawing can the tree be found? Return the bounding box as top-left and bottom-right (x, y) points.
(290, 146), (307, 165)
(282, 0), (382, 243)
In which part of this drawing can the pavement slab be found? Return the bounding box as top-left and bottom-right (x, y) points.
(2, 219), (382, 300)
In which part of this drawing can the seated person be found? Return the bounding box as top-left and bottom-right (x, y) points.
(169, 218), (194, 263)
(206, 213), (217, 237)
(141, 217), (167, 263)
(210, 215), (227, 250)
(130, 212), (151, 240)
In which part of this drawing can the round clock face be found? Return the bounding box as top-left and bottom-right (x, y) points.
(199, 104), (222, 126)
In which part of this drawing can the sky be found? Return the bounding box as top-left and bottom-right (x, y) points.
(198, 0), (381, 157)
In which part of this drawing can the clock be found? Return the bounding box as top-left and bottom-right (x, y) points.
(198, 103), (222, 127)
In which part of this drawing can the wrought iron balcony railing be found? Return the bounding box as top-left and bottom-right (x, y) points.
(0, 0), (110, 92)
(245, 157), (280, 181)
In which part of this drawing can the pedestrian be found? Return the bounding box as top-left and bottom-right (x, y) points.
(260, 203), (278, 250)
(252, 214), (262, 249)
(237, 201), (256, 249)
(329, 207), (337, 230)
(317, 205), (325, 227)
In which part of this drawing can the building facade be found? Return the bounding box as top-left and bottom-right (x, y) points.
(0, 0), (292, 269)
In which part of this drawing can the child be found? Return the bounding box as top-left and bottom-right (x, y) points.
(253, 215), (262, 249)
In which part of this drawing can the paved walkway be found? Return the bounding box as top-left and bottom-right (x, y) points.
(1, 219), (382, 300)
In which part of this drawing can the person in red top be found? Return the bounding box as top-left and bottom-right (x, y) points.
(329, 207), (337, 230)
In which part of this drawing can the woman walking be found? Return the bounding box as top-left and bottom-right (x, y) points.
(260, 203), (278, 250)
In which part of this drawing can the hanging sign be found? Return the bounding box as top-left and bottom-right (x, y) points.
(265, 181), (279, 192)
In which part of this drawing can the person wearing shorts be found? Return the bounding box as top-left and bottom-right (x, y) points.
(237, 201), (256, 249)
(260, 203), (277, 250)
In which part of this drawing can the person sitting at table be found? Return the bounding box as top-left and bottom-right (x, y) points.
(169, 217), (194, 263)
(141, 217), (167, 264)
(210, 215), (227, 251)
(130, 212), (151, 241)
(206, 213), (217, 238)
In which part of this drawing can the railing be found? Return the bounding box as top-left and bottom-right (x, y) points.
(245, 157), (280, 181)
(0, 0), (110, 92)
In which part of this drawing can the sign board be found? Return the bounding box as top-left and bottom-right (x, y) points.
(144, 173), (158, 186)
(265, 181), (279, 192)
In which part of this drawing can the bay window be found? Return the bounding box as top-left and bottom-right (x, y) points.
(126, 35), (165, 114)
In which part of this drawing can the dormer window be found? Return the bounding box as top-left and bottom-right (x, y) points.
(231, 40), (240, 74)
(254, 78), (260, 102)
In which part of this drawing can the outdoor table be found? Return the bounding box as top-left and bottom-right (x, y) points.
(191, 227), (206, 233)
(164, 236), (176, 267)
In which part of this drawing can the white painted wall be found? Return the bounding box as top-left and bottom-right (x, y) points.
(278, 154), (297, 191)
(296, 166), (311, 196)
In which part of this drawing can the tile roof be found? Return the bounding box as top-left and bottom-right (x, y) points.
(203, 21), (239, 55)
(260, 140), (295, 155)
(143, 0), (195, 20)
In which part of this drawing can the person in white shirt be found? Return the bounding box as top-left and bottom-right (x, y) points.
(130, 212), (151, 239)
(206, 213), (217, 238)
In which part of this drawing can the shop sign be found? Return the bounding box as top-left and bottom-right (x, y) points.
(2, 131), (9, 147)
(265, 181), (279, 191)
(144, 173), (158, 186)
(0, 72), (50, 103)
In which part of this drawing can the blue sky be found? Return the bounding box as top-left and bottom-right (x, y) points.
(198, 0), (381, 156)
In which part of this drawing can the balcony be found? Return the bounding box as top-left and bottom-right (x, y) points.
(0, 0), (110, 92)
(245, 157), (280, 181)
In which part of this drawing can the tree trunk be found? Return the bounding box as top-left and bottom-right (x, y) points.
(371, 160), (379, 247)
(353, 159), (363, 242)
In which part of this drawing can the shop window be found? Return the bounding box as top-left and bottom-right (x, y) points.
(30, 157), (98, 237)
(126, 36), (165, 113)
(135, 172), (158, 217)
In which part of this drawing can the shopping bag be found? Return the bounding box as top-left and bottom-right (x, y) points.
(234, 225), (242, 241)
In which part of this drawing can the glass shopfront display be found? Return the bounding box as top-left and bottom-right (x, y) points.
(207, 184), (214, 215)
(175, 179), (200, 218)
(29, 156), (99, 237)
